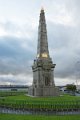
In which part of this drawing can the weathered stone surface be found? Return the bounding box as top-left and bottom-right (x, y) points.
(28, 9), (60, 96)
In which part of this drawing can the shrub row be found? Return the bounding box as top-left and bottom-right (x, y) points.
(0, 99), (80, 110)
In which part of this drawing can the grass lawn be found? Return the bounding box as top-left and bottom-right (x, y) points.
(0, 94), (80, 110)
(5, 94), (80, 101)
(0, 114), (80, 120)
(0, 91), (26, 97)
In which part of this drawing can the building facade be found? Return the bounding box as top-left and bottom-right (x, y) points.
(28, 8), (59, 96)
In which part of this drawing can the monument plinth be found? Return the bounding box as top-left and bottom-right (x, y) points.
(28, 9), (59, 96)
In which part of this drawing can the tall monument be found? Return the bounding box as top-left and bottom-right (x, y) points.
(28, 8), (59, 96)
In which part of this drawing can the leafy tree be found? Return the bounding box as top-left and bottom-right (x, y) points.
(66, 84), (76, 95)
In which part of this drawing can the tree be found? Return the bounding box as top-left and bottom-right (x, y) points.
(66, 84), (76, 95)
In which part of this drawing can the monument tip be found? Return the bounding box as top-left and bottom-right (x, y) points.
(41, 6), (44, 11)
(41, 6), (44, 10)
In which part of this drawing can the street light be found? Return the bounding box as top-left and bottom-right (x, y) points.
(75, 61), (80, 86)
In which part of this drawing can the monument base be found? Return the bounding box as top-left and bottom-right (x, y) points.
(28, 86), (59, 97)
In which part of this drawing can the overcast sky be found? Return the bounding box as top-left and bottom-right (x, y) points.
(0, 0), (80, 86)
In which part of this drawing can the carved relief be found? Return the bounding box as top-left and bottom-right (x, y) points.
(45, 76), (50, 86)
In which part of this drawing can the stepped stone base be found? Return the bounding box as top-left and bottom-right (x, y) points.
(28, 86), (59, 97)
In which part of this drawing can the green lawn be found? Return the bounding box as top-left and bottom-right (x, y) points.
(0, 91), (26, 97)
(5, 94), (80, 101)
(0, 94), (80, 110)
(0, 114), (80, 120)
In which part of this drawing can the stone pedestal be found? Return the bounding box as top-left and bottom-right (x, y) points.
(28, 86), (59, 96)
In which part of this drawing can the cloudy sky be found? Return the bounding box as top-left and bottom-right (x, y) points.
(0, 0), (80, 86)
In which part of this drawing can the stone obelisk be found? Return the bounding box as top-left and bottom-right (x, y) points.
(28, 8), (59, 96)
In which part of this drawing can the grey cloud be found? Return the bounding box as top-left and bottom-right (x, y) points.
(0, 21), (19, 33)
(0, 36), (35, 75)
(0, 21), (80, 85)
(47, 22), (80, 81)
(0, 0), (80, 85)
(64, 0), (80, 25)
(0, 74), (32, 85)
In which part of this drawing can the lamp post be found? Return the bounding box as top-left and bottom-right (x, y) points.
(75, 61), (80, 87)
